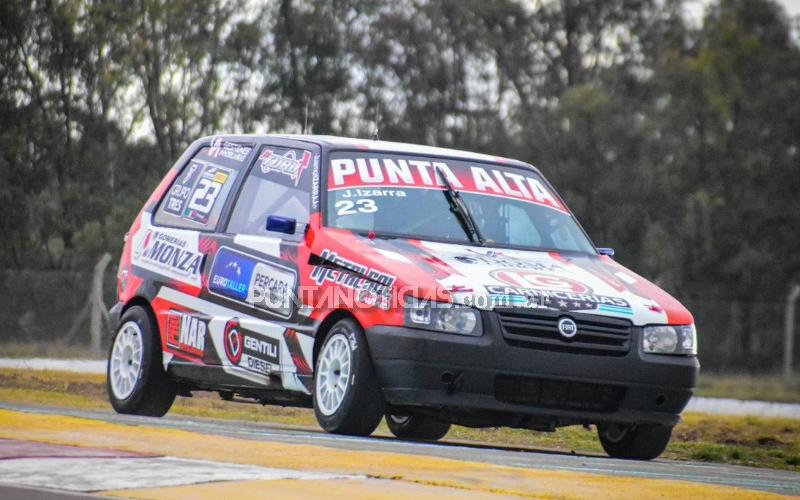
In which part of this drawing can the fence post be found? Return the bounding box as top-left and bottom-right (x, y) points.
(785, 284), (800, 382)
(90, 253), (112, 356)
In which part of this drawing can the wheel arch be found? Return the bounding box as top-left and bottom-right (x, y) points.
(120, 296), (158, 328)
(312, 309), (360, 367)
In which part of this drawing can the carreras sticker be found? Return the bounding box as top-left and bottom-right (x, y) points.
(328, 157), (566, 212)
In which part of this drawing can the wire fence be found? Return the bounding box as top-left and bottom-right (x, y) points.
(0, 268), (796, 373)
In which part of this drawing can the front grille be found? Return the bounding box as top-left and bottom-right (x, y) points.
(495, 375), (626, 413)
(495, 308), (632, 356)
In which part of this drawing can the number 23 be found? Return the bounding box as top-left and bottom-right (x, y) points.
(335, 199), (378, 215)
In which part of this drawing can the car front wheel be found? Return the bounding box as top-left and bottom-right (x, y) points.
(597, 423), (673, 460)
(313, 318), (384, 436)
(107, 305), (176, 416)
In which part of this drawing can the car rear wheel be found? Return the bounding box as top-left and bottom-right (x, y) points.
(386, 414), (451, 441)
(597, 423), (673, 460)
(107, 305), (176, 417)
(313, 318), (384, 436)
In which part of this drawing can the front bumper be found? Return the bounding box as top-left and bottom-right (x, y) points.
(365, 312), (699, 428)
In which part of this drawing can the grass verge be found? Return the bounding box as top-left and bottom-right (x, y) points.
(696, 374), (800, 404)
(0, 368), (797, 471)
(4, 343), (799, 404)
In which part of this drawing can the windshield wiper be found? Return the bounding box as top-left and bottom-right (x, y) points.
(434, 165), (485, 245)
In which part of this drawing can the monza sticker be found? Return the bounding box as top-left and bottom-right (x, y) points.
(223, 318), (280, 376)
(208, 247), (297, 319)
(131, 228), (203, 286)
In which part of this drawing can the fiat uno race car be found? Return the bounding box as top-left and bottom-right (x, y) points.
(108, 134), (698, 460)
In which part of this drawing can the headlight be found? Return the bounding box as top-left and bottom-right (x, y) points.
(643, 324), (697, 355)
(404, 297), (482, 336)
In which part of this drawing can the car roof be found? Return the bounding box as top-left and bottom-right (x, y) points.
(199, 133), (535, 170)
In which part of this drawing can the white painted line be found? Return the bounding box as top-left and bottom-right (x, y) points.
(0, 358), (106, 374)
(686, 396), (800, 419)
(0, 456), (362, 492)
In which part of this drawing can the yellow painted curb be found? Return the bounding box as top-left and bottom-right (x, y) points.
(0, 409), (783, 499)
(103, 478), (523, 499)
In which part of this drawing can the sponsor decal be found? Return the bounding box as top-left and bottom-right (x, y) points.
(165, 310), (207, 357)
(490, 269), (589, 293)
(258, 149), (312, 186)
(207, 138), (252, 163)
(310, 249), (396, 310)
(453, 251), (564, 272)
(489, 266), (631, 312)
(224, 318), (243, 364)
(132, 229), (203, 286)
(485, 285), (631, 312)
(223, 318), (279, 376)
(208, 247), (297, 318)
(163, 162), (233, 225)
(328, 156), (565, 212)
(311, 155), (321, 210)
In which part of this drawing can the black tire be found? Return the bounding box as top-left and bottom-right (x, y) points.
(597, 423), (673, 460)
(386, 414), (451, 441)
(107, 305), (176, 417)
(313, 318), (385, 436)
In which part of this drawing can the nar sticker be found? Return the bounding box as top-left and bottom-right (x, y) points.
(328, 156), (565, 212)
(208, 247), (297, 319)
(165, 310), (207, 357)
(132, 228), (203, 286)
(223, 318), (280, 376)
(258, 148), (312, 187)
(163, 161), (233, 225)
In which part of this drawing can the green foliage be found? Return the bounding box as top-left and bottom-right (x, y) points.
(1, 0), (799, 369)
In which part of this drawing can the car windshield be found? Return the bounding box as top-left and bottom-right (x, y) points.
(325, 151), (596, 254)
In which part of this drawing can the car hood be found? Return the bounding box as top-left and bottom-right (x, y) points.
(312, 230), (693, 326)
(414, 240), (692, 326)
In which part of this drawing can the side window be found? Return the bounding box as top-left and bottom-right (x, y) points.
(227, 146), (313, 241)
(154, 141), (251, 230)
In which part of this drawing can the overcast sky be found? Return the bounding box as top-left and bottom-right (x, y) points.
(783, 0), (800, 16)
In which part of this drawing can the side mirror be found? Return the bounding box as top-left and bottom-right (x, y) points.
(597, 247), (615, 257)
(266, 215), (296, 234)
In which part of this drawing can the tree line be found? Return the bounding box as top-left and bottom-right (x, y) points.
(1, 0), (799, 328)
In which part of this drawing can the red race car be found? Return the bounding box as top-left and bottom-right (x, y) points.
(108, 135), (698, 460)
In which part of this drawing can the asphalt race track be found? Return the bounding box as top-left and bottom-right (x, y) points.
(0, 402), (797, 497)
